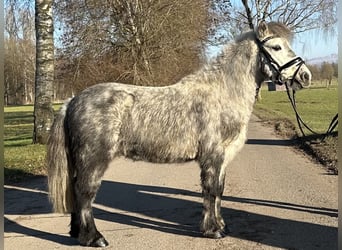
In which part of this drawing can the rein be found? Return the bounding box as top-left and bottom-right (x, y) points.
(257, 35), (338, 139)
(284, 84), (338, 139)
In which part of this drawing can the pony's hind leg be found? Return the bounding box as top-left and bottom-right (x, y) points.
(199, 150), (227, 239)
(69, 176), (80, 238)
(69, 212), (79, 238)
(72, 166), (109, 247)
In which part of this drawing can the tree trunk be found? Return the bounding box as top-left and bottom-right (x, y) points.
(33, 0), (54, 144)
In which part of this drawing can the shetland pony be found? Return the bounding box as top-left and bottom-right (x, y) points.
(47, 21), (311, 247)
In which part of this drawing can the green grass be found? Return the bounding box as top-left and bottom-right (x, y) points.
(254, 86), (338, 135)
(4, 104), (62, 183)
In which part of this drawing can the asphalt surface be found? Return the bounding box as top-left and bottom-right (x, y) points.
(4, 115), (337, 249)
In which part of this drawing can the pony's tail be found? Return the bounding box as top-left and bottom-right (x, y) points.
(47, 100), (74, 213)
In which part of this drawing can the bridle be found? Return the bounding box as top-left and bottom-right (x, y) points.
(256, 35), (338, 138)
(256, 35), (305, 87)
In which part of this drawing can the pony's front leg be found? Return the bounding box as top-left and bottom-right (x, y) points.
(199, 152), (227, 239)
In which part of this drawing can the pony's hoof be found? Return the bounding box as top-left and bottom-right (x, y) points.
(203, 230), (227, 239)
(90, 237), (109, 247)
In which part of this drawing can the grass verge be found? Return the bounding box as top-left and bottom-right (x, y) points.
(4, 104), (62, 183)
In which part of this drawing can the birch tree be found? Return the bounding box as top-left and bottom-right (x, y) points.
(33, 0), (54, 144)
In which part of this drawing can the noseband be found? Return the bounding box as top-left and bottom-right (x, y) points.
(256, 36), (305, 86)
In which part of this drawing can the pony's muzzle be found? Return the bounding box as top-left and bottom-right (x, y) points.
(300, 72), (311, 87)
(298, 66), (312, 88)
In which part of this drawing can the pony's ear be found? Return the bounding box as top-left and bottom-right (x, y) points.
(257, 21), (269, 39)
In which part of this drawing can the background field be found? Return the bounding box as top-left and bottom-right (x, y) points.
(254, 82), (338, 135)
(4, 83), (338, 183)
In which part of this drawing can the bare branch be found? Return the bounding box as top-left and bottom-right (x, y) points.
(241, 0), (254, 29)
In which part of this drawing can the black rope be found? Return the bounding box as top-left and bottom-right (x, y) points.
(324, 113), (338, 139)
(284, 83), (338, 139)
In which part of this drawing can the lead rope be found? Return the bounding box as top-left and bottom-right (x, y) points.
(284, 83), (338, 140)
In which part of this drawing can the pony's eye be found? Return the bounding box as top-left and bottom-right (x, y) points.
(272, 45), (282, 51)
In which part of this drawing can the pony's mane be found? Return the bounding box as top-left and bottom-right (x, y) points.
(190, 22), (293, 87)
(267, 22), (293, 41)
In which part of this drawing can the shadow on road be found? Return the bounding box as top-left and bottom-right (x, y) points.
(246, 138), (294, 146)
(4, 217), (78, 246)
(5, 177), (337, 249)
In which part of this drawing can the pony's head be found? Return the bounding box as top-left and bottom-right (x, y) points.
(256, 21), (311, 90)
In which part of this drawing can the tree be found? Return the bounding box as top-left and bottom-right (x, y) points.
(54, 0), (211, 91)
(33, 0), (55, 144)
(232, 0), (336, 35)
(331, 62), (338, 78)
(207, 0), (233, 45)
(321, 61), (334, 87)
(4, 0), (35, 105)
(307, 64), (321, 82)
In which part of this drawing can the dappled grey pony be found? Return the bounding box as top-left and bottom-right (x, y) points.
(47, 21), (311, 247)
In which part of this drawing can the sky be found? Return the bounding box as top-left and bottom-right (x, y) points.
(292, 30), (337, 60)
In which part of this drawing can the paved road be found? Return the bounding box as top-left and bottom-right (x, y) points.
(4, 115), (337, 249)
